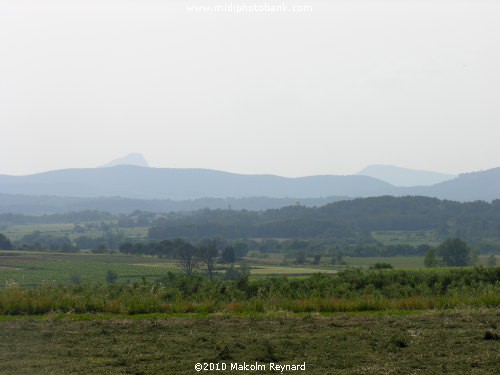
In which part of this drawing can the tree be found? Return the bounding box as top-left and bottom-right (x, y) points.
(221, 246), (235, 263)
(369, 262), (393, 270)
(106, 270), (118, 283)
(92, 244), (107, 254)
(199, 239), (219, 279)
(313, 254), (321, 265)
(223, 264), (250, 281)
(437, 238), (471, 267)
(176, 242), (199, 276)
(295, 251), (306, 264)
(0, 233), (13, 250)
(331, 250), (346, 266)
(424, 248), (438, 267)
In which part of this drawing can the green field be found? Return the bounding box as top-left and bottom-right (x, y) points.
(0, 252), (174, 285)
(2, 223), (77, 242)
(0, 251), (339, 285)
(1, 251), (499, 286)
(1, 249), (499, 374)
(1, 310), (499, 374)
(1, 222), (149, 243)
(372, 230), (442, 246)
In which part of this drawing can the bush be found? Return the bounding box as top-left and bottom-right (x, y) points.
(106, 270), (118, 284)
(369, 262), (393, 270)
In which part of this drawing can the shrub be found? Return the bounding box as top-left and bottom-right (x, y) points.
(369, 262), (393, 270)
(106, 270), (118, 284)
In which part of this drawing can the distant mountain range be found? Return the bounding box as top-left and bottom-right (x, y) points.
(403, 168), (500, 202)
(100, 153), (149, 168)
(0, 163), (499, 214)
(0, 166), (396, 200)
(358, 165), (456, 187)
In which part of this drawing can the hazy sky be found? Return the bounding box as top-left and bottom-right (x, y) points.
(1, 0), (499, 177)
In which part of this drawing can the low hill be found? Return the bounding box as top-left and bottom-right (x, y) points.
(149, 195), (500, 242)
(0, 194), (349, 215)
(407, 168), (500, 202)
(0, 166), (395, 200)
(1, 165), (499, 204)
(358, 165), (455, 187)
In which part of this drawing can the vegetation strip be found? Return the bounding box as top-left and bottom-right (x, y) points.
(1, 267), (498, 315)
(1, 309), (499, 374)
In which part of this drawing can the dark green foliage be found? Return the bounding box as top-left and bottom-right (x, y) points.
(0, 233), (13, 250)
(295, 251), (306, 264)
(92, 244), (108, 254)
(223, 265), (250, 283)
(17, 231), (78, 252)
(232, 241), (249, 258)
(369, 262), (393, 270)
(424, 248), (438, 267)
(105, 270), (118, 284)
(331, 250), (346, 265)
(221, 247), (235, 263)
(483, 331), (499, 340)
(148, 196), (500, 242)
(1, 267), (498, 315)
(438, 238), (471, 267)
(75, 232), (123, 251)
(199, 239), (219, 279)
(313, 254), (321, 265)
(176, 241), (200, 276)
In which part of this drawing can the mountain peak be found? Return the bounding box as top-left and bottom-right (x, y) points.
(100, 153), (149, 168)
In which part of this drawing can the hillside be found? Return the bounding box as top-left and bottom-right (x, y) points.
(0, 166), (395, 200)
(1, 166), (500, 206)
(407, 168), (500, 202)
(0, 194), (349, 215)
(358, 165), (455, 186)
(149, 195), (500, 242)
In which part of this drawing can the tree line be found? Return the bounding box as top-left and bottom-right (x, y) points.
(148, 196), (500, 243)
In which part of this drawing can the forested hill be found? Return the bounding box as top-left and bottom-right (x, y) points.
(149, 196), (500, 242)
(0, 194), (348, 215)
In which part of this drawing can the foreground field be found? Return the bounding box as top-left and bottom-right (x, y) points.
(0, 309), (498, 374)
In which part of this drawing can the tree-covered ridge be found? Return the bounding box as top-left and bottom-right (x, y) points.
(149, 196), (500, 241)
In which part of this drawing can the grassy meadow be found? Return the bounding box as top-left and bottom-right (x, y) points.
(1, 310), (499, 374)
(0, 252), (173, 285)
(0, 251), (498, 286)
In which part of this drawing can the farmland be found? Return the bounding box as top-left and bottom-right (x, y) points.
(0, 252), (172, 285)
(0, 205), (499, 374)
(1, 309), (499, 374)
(1, 251), (499, 286)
